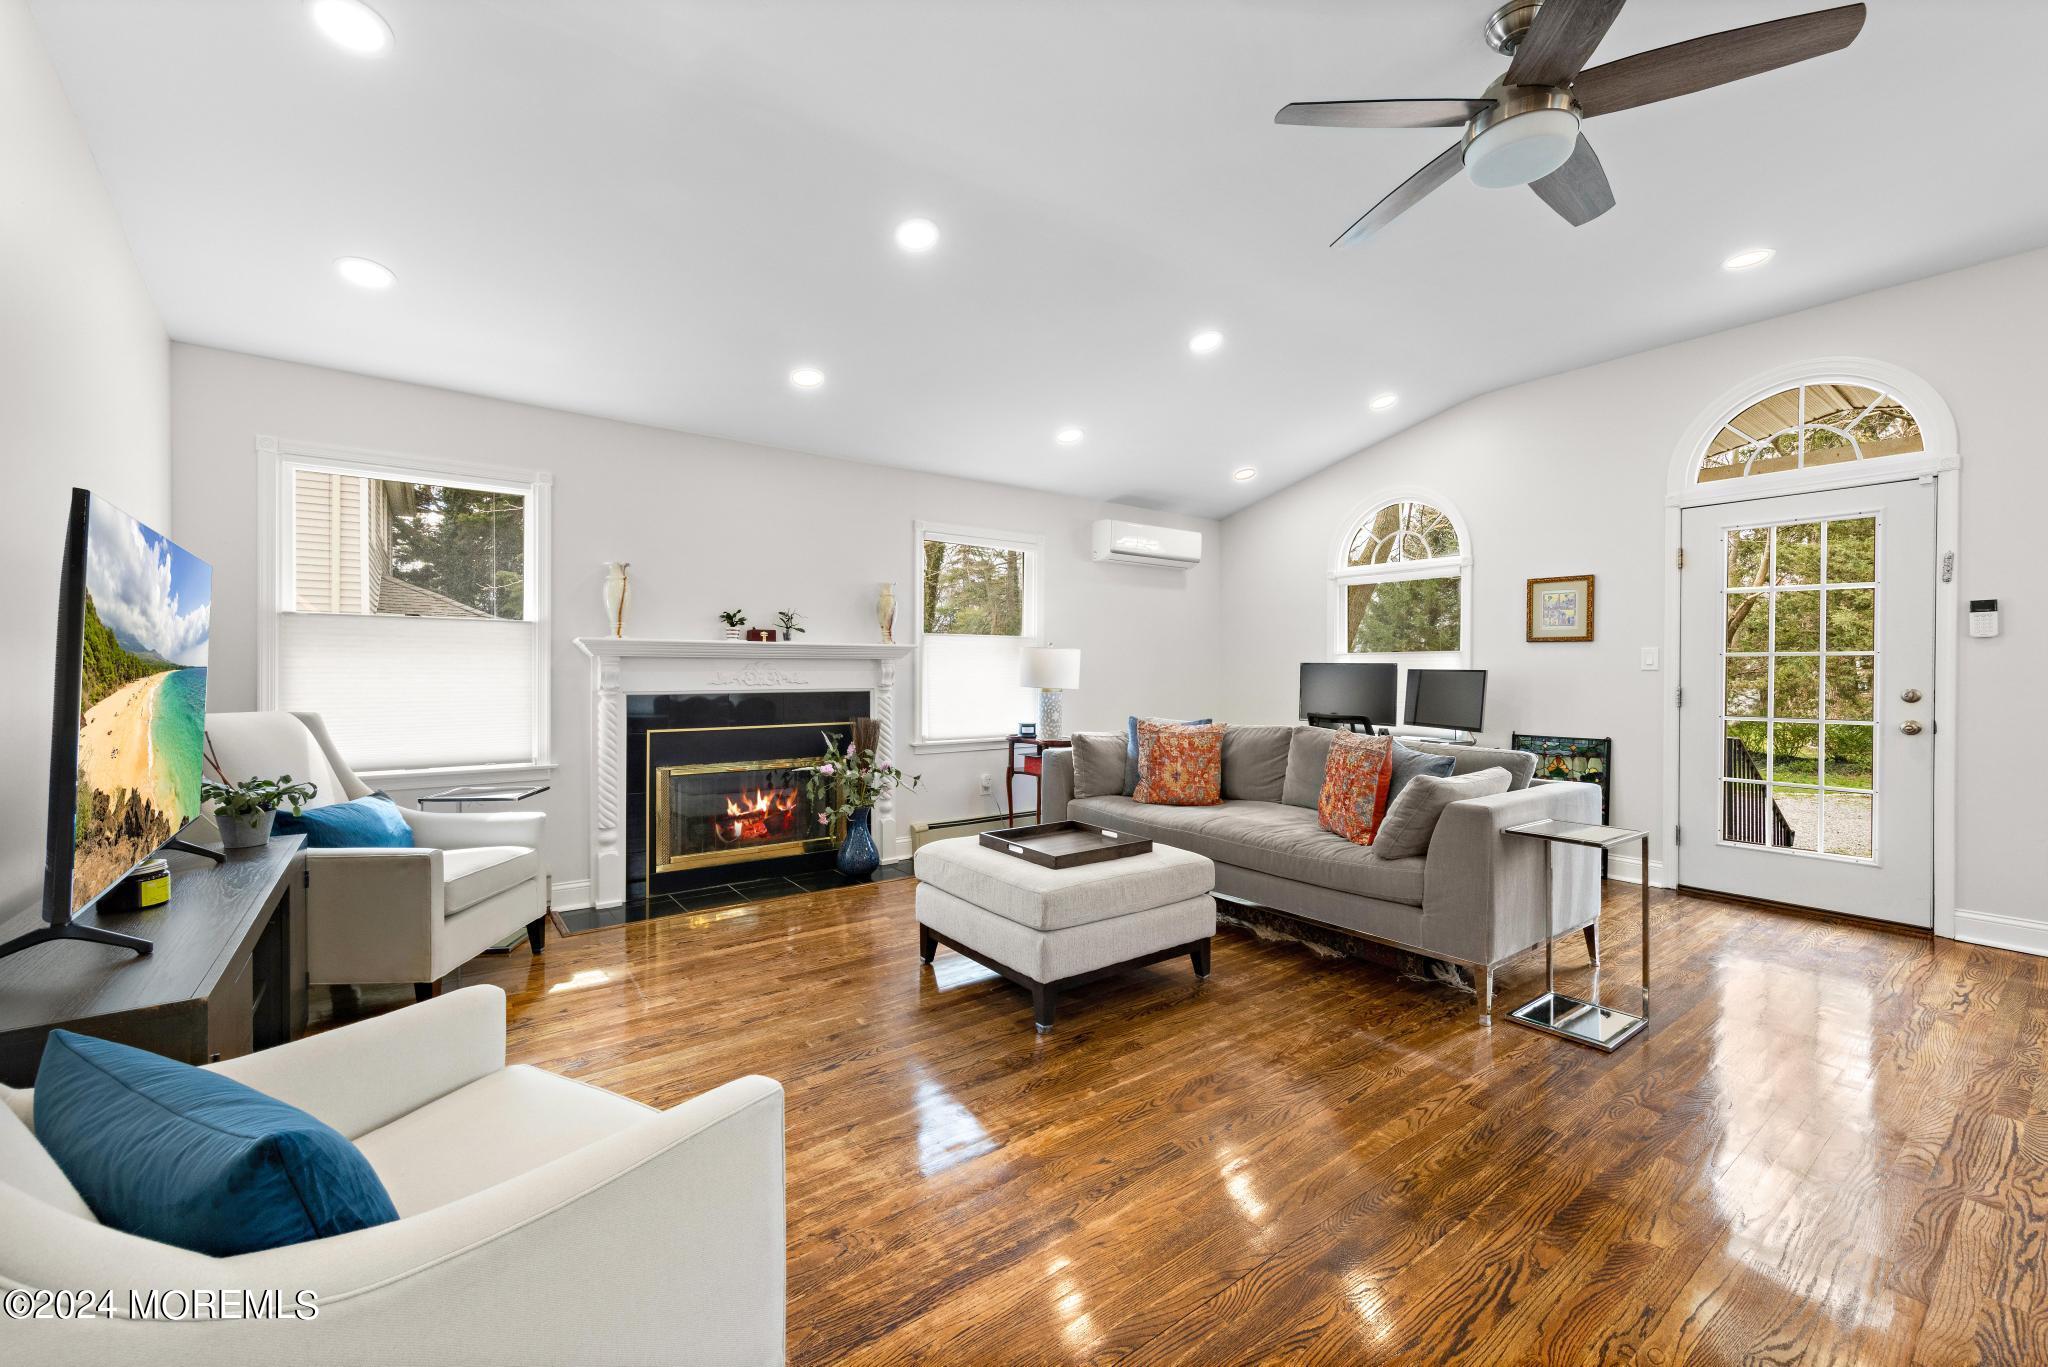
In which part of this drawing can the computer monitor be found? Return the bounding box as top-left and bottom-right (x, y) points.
(1404, 668), (1487, 733)
(1299, 662), (1397, 731)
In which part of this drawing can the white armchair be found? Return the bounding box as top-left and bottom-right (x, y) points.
(203, 711), (549, 996)
(0, 987), (789, 1366)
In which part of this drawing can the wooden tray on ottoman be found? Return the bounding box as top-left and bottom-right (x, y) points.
(979, 820), (1153, 870)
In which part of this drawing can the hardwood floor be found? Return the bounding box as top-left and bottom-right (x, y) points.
(388, 878), (2046, 1365)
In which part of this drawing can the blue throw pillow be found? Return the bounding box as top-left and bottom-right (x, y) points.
(1124, 715), (1213, 795)
(34, 1030), (398, 1256)
(1389, 740), (1456, 804)
(274, 794), (415, 848)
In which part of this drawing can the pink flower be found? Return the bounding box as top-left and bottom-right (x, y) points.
(818, 762), (836, 776)
(817, 814), (830, 826)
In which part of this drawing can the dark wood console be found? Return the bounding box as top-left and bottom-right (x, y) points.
(0, 834), (305, 1086)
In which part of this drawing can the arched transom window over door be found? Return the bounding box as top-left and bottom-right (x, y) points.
(1697, 383), (1924, 484)
(1332, 496), (1470, 664)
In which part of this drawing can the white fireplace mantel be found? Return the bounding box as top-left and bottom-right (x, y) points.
(573, 637), (916, 908)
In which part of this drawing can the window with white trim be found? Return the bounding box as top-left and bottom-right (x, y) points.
(263, 443), (551, 776)
(1331, 497), (1471, 710)
(915, 523), (1042, 745)
(1697, 383), (1923, 484)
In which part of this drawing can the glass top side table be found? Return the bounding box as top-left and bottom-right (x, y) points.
(1503, 818), (1650, 1053)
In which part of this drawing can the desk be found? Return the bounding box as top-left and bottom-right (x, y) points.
(0, 836), (305, 1085)
(1004, 735), (1072, 823)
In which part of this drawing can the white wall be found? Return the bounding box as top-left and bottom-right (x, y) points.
(170, 344), (1223, 903)
(1222, 247), (2047, 936)
(0, 0), (168, 914)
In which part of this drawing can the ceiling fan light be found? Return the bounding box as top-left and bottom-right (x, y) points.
(1463, 108), (1579, 189)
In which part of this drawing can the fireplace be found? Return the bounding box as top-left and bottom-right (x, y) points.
(627, 690), (868, 899)
(651, 751), (835, 874)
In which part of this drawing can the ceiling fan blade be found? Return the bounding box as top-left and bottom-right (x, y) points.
(1332, 142), (1465, 248)
(1573, 3), (1866, 118)
(1505, 0), (1629, 88)
(1529, 134), (1614, 226)
(1276, 98), (1493, 129)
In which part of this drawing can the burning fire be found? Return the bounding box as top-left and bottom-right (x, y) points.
(713, 785), (801, 845)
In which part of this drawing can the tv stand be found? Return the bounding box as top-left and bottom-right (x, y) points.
(0, 918), (151, 964)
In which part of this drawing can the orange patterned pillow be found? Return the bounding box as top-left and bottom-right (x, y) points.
(1318, 732), (1395, 845)
(1133, 721), (1224, 807)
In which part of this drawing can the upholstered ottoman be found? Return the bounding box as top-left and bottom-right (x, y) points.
(913, 838), (1216, 1031)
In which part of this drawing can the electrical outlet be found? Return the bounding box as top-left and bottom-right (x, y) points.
(1640, 647), (1660, 671)
(978, 773), (993, 795)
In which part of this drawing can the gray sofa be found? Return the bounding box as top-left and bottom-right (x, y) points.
(1040, 726), (1601, 1021)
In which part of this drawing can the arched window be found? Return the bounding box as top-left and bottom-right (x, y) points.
(1331, 496), (1470, 678)
(1696, 383), (1923, 484)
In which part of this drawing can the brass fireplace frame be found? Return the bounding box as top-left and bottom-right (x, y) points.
(645, 722), (848, 876)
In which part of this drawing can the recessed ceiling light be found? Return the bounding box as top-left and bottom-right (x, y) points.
(1722, 247), (1776, 272)
(894, 218), (940, 254)
(1232, 467), (1258, 482)
(1054, 427), (1085, 446)
(333, 256), (395, 290)
(1368, 392), (1399, 412)
(1188, 329), (1224, 355)
(307, 0), (391, 55)
(789, 366), (826, 390)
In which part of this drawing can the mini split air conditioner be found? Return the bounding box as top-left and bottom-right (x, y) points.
(1090, 520), (1202, 569)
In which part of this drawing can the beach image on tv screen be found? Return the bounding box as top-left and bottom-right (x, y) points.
(72, 496), (211, 911)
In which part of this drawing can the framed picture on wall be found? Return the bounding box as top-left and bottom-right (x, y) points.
(1526, 574), (1595, 643)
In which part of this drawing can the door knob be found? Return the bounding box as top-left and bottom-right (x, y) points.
(1900, 720), (1923, 736)
(1900, 688), (1923, 703)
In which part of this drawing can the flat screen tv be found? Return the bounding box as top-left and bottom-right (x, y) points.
(0, 490), (213, 964)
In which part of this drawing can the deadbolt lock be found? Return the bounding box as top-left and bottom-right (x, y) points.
(1900, 688), (1923, 703)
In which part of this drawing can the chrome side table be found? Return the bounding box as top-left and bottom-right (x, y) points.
(1504, 818), (1650, 1053)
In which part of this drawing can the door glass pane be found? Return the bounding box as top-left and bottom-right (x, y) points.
(1775, 523), (1822, 585)
(1771, 785), (1822, 851)
(1718, 515), (1880, 858)
(1825, 792), (1874, 858)
(1773, 722), (1820, 785)
(1824, 724), (1874, 792)
(1826, 588), (1874, 650)
(1724, 657), (1768, 717)
(1824, 655), (1875, 721)
(1721, 780), (1770, 846)
(1726, 593), (1770, 652)
(1826, 516), (1877, 583)
(1773, 656), (1820, 718)
(1728, 527), (1771, 587)
(1724, 721), (1769, 778)
(1774, 590), (1820, 652)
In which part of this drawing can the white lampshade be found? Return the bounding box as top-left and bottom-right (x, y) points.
(1019, 646), (1081, 691)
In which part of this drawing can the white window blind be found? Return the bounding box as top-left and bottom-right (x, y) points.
(920, 635), (1038, 744)
(262, 444), (550, 775)
(275, 613), (539, 772)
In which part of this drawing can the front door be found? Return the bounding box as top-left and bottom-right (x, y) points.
(1678, 480), (1935, 926)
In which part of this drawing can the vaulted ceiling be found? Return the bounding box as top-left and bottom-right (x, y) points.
(31, 1), (2047, 516)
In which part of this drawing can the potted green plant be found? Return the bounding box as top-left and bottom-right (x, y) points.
(803, 733), (918, 880)
(201, 773), (319, 850)
(718, 608), (747, 640)
(775, 610), (805, 638)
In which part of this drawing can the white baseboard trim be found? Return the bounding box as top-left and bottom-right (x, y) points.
(549, 878), (594, 912)
(1954, 908), (2048, 959)
(1603, 853), (1673, 889)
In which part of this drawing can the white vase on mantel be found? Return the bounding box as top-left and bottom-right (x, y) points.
(602, 562), (630, 638)
(877, 582), (897, 644)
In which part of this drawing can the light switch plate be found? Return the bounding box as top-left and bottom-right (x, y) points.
(1640, 647), (1660, 671)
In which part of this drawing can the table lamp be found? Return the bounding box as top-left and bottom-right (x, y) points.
(1019, 647), (1081, 740)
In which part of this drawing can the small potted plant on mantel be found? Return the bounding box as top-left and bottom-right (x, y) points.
(718, 608), (748, 641)
(775, 610), (805, 639)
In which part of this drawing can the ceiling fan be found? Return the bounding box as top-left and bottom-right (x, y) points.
(1277, 0), (1866, 246)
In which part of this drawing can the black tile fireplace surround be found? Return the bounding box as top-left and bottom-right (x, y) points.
(626, 690), (870, 903)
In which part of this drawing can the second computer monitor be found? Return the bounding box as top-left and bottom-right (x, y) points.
(1404, 668), (1487, 733)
